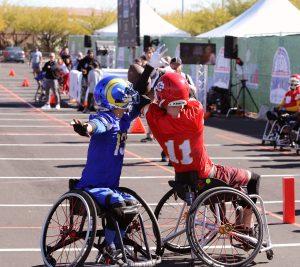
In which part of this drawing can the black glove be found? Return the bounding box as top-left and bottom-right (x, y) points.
(134, 64), (154, 95)
(71, 120), (89, 137)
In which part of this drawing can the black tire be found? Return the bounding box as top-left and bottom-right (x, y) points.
(118, 187), (162, 258)
(41, 190), (97, 267)
(187, 187), (263, 267)
(154, 188), (191, 254)
(34, 85), (43, 104)
(261, 140), (265, 145)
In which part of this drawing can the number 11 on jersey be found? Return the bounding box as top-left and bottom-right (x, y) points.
(165, 140), (193, 165)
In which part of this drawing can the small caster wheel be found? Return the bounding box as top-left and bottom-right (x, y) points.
(266, 249), (274, 260)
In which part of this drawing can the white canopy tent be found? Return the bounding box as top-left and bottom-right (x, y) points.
(198, 0), (300, 38)
(94, 1), (189, 37)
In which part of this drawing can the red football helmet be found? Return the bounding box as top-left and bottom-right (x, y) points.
(290, 74), (300, 90)
(155, 72), (189, 108)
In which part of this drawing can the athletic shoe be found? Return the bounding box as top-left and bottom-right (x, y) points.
(41, 104), (51, 110)
(140, 137), (154, 142)
(55, 104), (61, 110)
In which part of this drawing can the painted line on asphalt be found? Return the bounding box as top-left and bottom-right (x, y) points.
(0, 174), (298, 179)
(0, 133), (146, 136)
(0, 125), (69, 128)
(0, 175), (173, 179)
(0, 143), (223, 147)
(0, 112), (89, 118)
(0, 156), (273, 160)
(1, 243), (300, 252)
(0, 118), (49, 121)
(0, 112), (88, 116)
(0, 200), (299, 207)
(0, 133), (78, 136)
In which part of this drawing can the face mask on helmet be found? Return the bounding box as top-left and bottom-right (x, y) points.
(94, 76), (139, 111)
(155, 72), (189, 109)
(289, 75), (300, 90)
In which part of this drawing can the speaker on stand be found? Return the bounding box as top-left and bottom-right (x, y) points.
(84, 35), (92, 48)
(224, 36), (258, 117)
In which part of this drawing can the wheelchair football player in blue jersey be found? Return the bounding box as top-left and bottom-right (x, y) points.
(41, 75), (161, 267)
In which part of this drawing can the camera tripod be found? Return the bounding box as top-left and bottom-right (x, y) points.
(226, 79), (259, 117)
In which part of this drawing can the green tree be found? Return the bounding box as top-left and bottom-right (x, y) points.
(76, 10), (116, 34)
(163, 0), (256, 36)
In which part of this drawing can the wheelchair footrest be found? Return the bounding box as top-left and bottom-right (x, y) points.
(122, 205), (139, 214)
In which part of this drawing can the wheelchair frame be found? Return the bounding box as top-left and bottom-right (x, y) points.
(261, 120), (279, 145)
(41, 187), (162, 267)
(155, 181), (274, 266)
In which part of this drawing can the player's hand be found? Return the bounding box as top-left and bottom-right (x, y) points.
(71, 119), (89, 137)
(149, 44), (168, 68)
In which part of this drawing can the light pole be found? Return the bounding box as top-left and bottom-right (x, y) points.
(181, 0), (184, 19)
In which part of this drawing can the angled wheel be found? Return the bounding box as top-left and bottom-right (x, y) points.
(154, 188), (191, 254)
(187, 187), (263, 267)
(118, 187), (162, 262)
(41, 190), (97, 267)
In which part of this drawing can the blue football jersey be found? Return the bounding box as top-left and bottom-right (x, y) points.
(76, 109), (137, 189)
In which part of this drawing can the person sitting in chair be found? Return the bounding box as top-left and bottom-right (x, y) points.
(71, 76), (151, 261)
(139, 72), (261, 232)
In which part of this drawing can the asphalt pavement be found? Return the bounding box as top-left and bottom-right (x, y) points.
(0, 62), (299, 267)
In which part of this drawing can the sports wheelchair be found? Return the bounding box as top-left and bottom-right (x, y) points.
(155, 174), (274, 267)
(40, 180), (162, 266)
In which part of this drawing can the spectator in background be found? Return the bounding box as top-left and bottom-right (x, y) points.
(60, 47), (72, 69)
(57, 58), (70, 94)
(29, 47), (43, 78)
(140, 55), (147, 67)
(144, 46), (154, 62)
(41, 53), (61, 110)
(77, 49), (98, 111)
(72, 52), (83, 70)
(139, 47), (155, 142)
(85, 62), (103, 113)
(170, 57), (197, 99)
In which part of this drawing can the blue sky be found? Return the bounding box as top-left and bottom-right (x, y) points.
(0, 0), (222, 14)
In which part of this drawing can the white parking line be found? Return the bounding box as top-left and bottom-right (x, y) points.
(0, 174), (298, 179)
(1, 243), (300, 252)
(0, 125), (68, 128)
(0, 118), (49, 121)
(0, 143), (223, 147)
(0, 175), (173, 179)
(0, 156), (273, 160)
(0, 112), (90, 116)
(0, 200), (299, 207)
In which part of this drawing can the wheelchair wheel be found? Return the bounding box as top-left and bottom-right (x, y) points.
(118, 187), (162, 261)
(187, 187), (263, 267)
(154, 188), (191, 254)
(41, 190), (97, 267)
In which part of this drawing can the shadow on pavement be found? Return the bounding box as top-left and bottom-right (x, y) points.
(206, 116), (265, 140)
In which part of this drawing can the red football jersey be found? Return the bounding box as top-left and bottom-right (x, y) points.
(282, 87), (300, 112)
(146, 99), (213, 178)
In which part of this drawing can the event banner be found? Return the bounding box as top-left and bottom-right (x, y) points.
(244, 49), (259, 89)
(212, 47), (231, 89)
(270, 47), (291, 104)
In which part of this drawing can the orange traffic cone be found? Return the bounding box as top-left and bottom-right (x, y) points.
(130, 117), (146, 134)
(22, 78), (30, 87)
(9, 69), (15, 77)
(50, 94), (56, 105)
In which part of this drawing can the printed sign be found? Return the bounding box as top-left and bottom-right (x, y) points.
(118, 0), (140, 47)
(270, 47), (291, 104)
(212, 47), (231, 89)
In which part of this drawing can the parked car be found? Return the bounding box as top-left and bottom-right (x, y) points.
(3, 47), (25, 63)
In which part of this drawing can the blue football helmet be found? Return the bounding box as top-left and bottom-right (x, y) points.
(94, 76), (139, 110)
